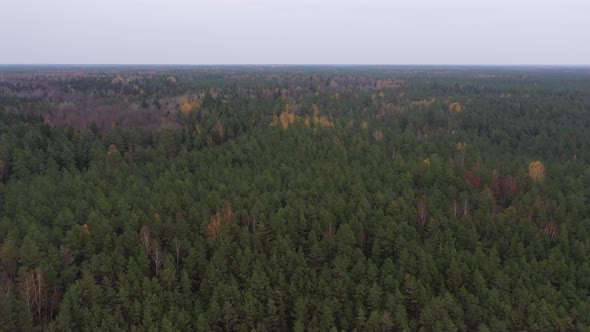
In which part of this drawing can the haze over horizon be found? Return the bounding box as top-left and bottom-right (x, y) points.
(1, 0), (589, 65)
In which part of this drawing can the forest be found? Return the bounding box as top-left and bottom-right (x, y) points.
(0, 65), (590, 331)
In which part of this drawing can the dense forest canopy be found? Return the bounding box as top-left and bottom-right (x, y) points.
(0, 66), (590, 330)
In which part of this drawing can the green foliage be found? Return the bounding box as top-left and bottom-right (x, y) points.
(0, 66), (589, 330)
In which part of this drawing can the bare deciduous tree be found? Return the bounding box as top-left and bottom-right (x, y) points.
(151, 240), (166, 276)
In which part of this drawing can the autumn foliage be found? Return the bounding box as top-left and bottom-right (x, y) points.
(410, 98), (436, 107)
(279, 104), (333, 128)
(3, 65), (590, 330)
(528, 161), (546, 182)
(463, 166), (520, 207)
(207, 218), (221, 239)
(278, 106), (296, 128)
(456, 142), (467, 150)
(207, 205), (234, 238)
(448, 102), (463, 113)
(463, 171), (482, 190)
(80, 224), (91, 240)
(107, 144), (118, 154)
(490, 171), (519, 204)
(180, 102), (192, 115)
(308, 104), (333, 127)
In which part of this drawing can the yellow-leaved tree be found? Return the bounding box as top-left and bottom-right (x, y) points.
(80, 224), (91, 240)
(107, 144), (118, 154)
(279, 105), (296, 128)
(528, 161), (545, 182)
(180, 102), (192, 115)
(303, 104), (333, 127)
(449, 102), (462, 113)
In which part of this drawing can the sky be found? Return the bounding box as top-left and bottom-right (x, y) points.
(1, 0), (589, 65)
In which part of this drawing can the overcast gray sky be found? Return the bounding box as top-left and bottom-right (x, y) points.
(1, 0), (588, 65)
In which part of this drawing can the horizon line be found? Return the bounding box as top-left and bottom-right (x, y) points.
(1, 63), (590, 67)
